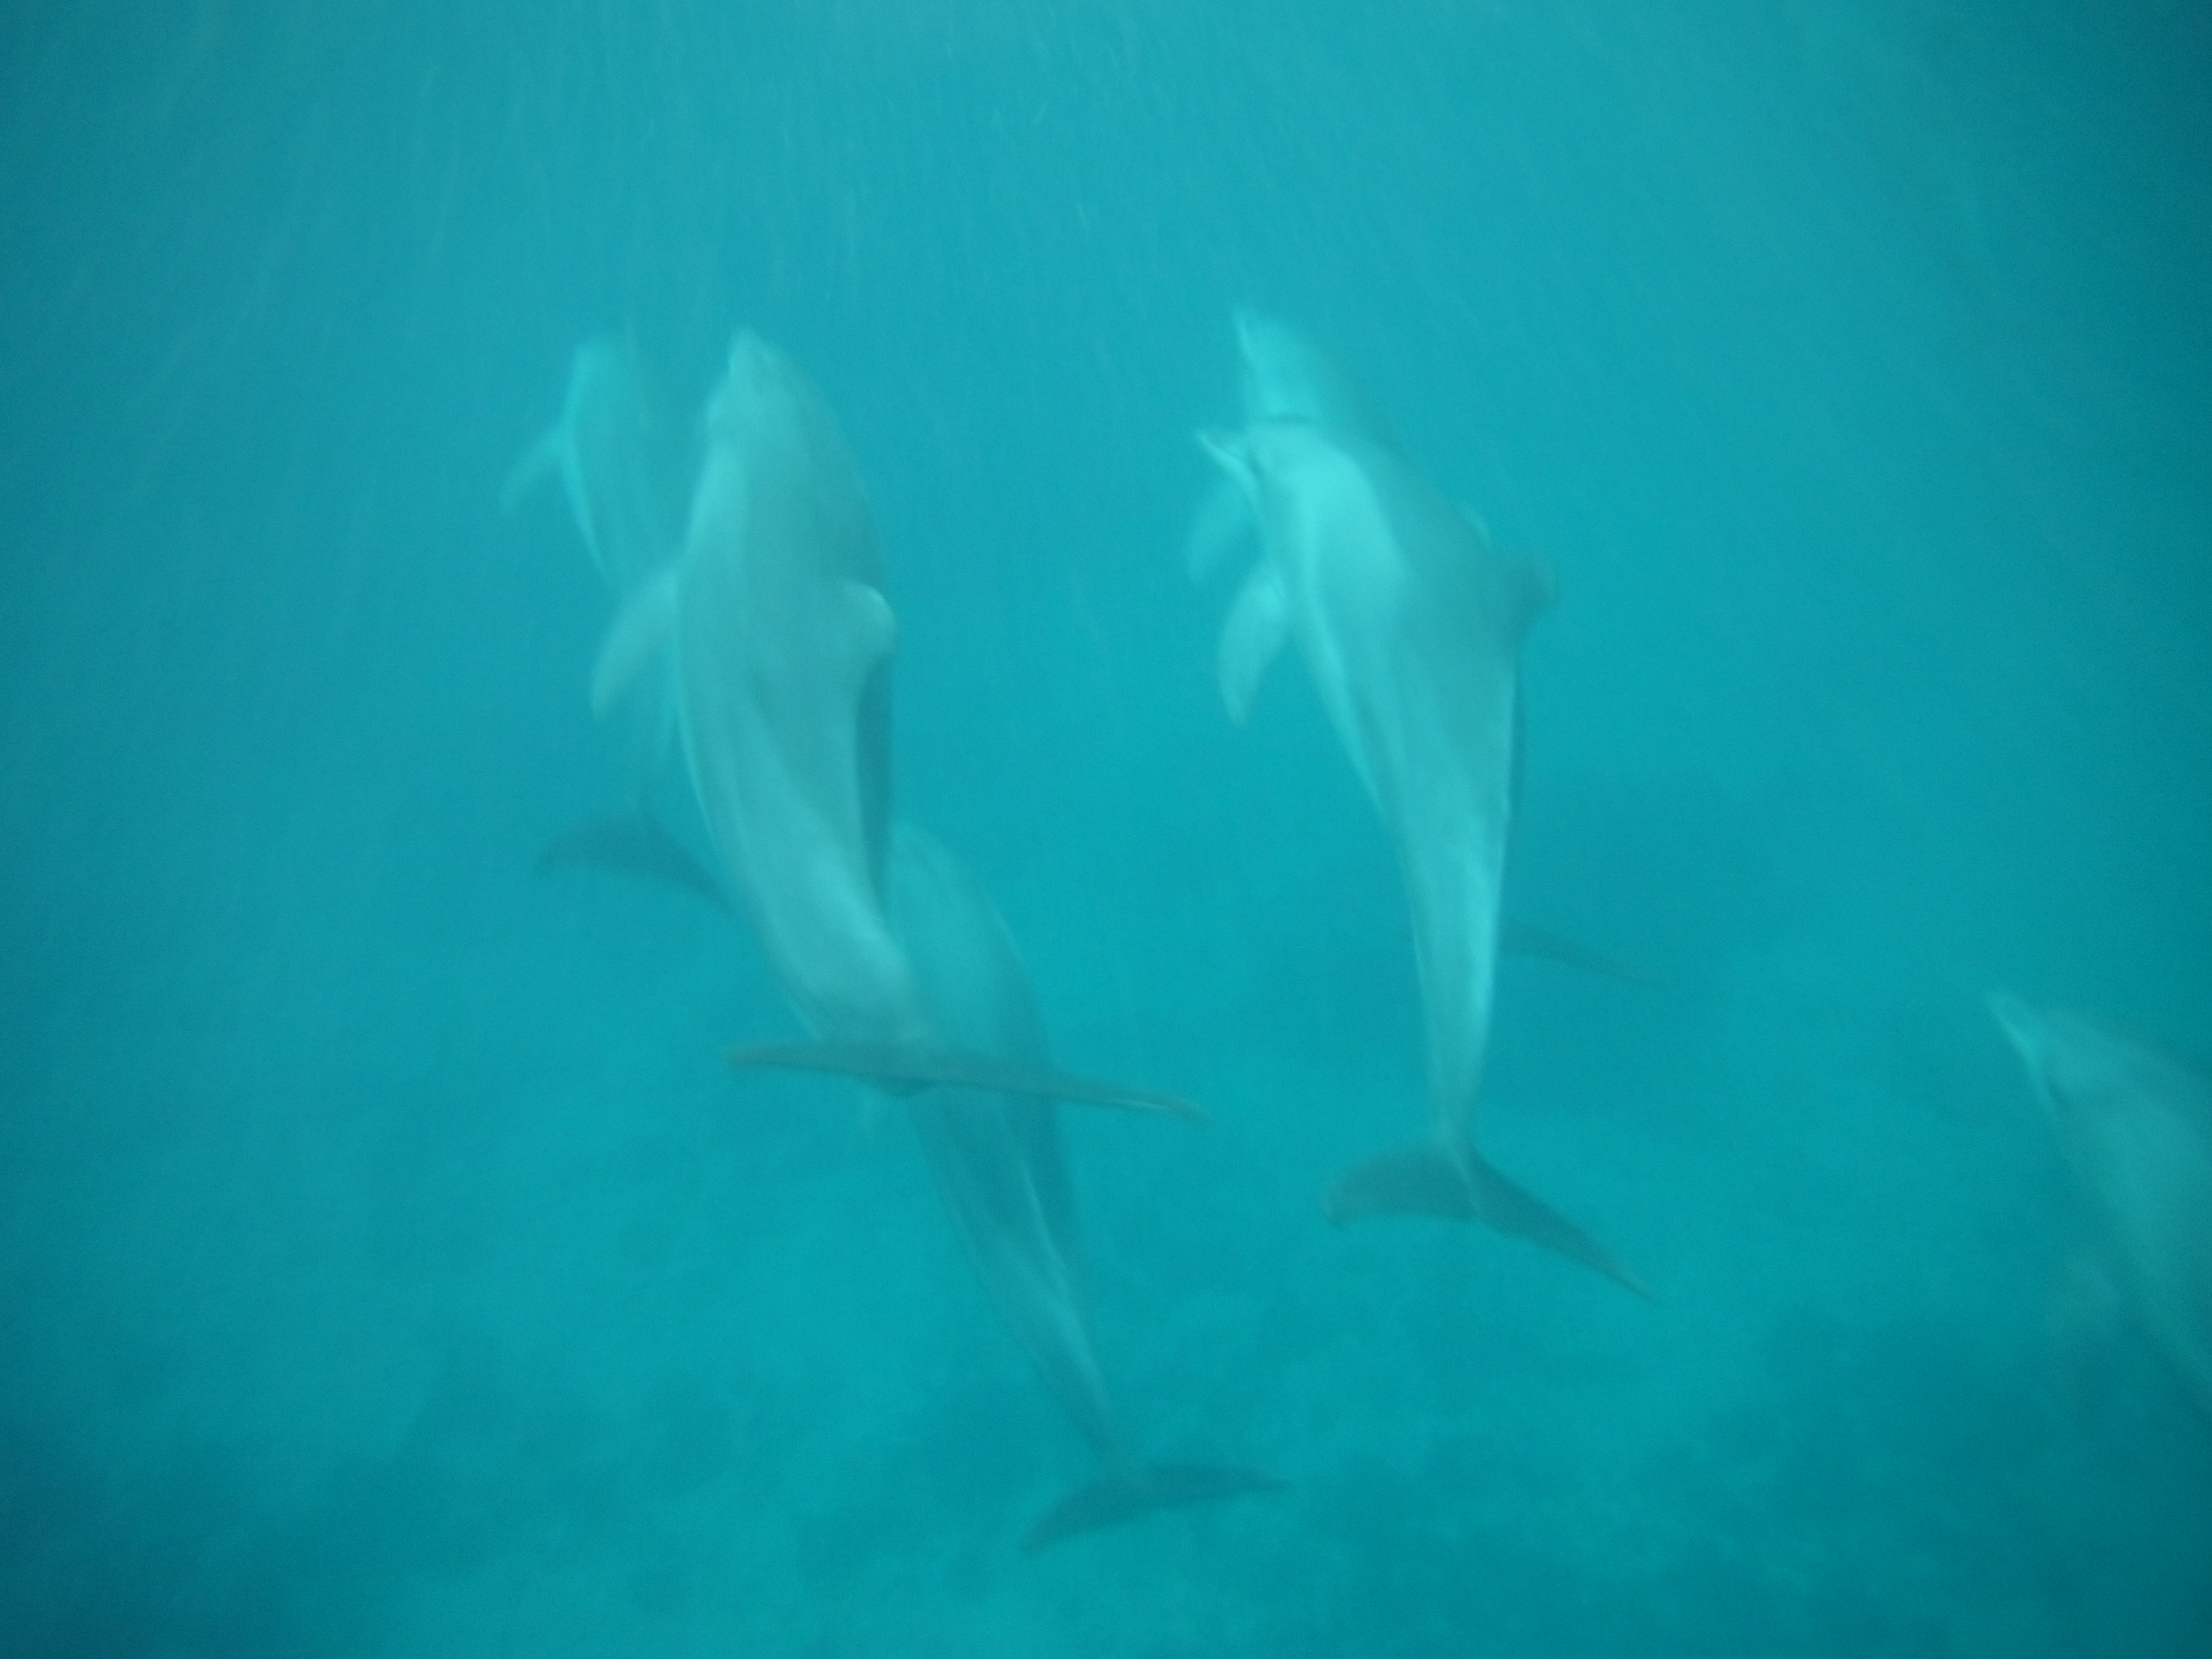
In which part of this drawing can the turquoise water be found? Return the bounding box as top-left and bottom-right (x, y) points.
(4, 2), (2210, 1652)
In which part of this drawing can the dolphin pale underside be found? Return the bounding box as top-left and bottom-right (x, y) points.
(1325, 1142), (1652, 1298)
(727, 1040), (1207, 1121)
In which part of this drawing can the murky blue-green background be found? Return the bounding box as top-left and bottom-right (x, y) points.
(4, 2), (2209, 1652)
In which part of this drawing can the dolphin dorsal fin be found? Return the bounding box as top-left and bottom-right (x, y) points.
(831, 579), (897, 689)
(591, 567), (680, 718)
(1499, 556), (1556, 642)
(1217, 562), (1291, 726)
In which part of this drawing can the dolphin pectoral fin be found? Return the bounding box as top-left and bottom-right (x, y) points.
(591, 568), (680, 717)
(499, 430), (561, 516)
(726, 1040), (1205, 1121)
(535, 811), (730, 911)
(1217, 563), (1291, 726)
(1023, 1463), (1287, 1551)
(1185, 475), (1255, 584)
(1324, 1143), (1649, 1297)
(1499, 917), (1661, 989)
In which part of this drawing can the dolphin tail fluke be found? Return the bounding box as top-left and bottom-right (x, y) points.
(499, 429), (562, 517)
(1024, 1462), (1287, 1552)
(1499, 917), (1662, 990)
(1324, 1143), (1649, 1297)
(536, 810), (730, 911)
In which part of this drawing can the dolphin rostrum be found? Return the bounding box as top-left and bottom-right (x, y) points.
(1990, 993), (2212, 1422)
(1201, 409), (1645, 1295)
(879, 822), (1282, 1547)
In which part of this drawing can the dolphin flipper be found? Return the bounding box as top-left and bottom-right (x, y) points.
(1324, 1143), (1649, 1297)
(1185, 475), (1255, 584)
(727, 1039), (1205, 1121)
(1217, 562), (1292, 727)
(536, 811), (730, 911)
(1024, 1462), (1287, 1551)
(1498, 918), (1661, 989)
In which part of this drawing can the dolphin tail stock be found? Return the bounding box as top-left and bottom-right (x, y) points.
(535, 809), (730, 912)
(1498, 917), (1662, 991)
(1324, 1141), (1650, 1298)
(499, 428), (563, 517)
(1023, 1461), (1288, 1552)
(726, 1040), (1207, 1121)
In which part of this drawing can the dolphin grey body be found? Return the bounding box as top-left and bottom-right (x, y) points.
(881, 823), (1282, 1547)
(1990, 993), (2212, 1422)
(593, 331), (926, 1046)
(1202, 410), (1643, 1295)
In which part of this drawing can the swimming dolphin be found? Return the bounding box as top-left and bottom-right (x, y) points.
(881, 822), (1282, 1547)
(592, 331), (924, 1046)
(504, 331), (694, 599)
(1201, 414), (1645, 1295)
(1191, 311), (1652, 992)
(507, 332), (699, 856)
(1989, 993), (2212, 1423)
(596, 332), (1196, 1117)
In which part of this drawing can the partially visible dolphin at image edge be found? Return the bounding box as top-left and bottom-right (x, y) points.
(1989, 991), (2212, 1422)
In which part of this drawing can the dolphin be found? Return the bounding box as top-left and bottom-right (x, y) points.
(591, 331), (925, 1046)
(1191, 311), (1653, 993)
(1989, 993), (2212, 1423)
(1201, 415), (1645, 1295)
(504, 331), (694, 600)
(507, 332), (699, 855)
(597, 332), (1196, 1117)
(880, 822), (1283, 1548)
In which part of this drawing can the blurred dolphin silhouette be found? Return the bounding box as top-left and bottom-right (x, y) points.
(1200, 404), (1644, 1296)
(1989, 993), (2212, 1422)
(592, 331), (926, 1046)
(506, 332), (695, 789)
(1189, 311), (1652, 994)
(878, 823), (1281, 1548)
(596, 332), (1197, 1116)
